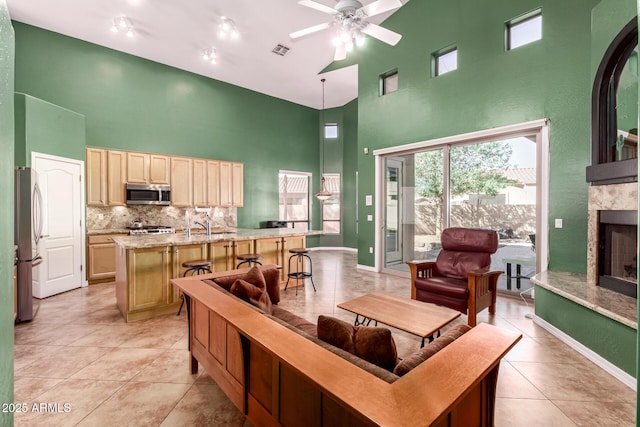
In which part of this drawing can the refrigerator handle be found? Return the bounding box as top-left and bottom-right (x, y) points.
(33, 181), (44, 244)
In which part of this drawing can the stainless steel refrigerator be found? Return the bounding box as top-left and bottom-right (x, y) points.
(14, 167), (44, 323)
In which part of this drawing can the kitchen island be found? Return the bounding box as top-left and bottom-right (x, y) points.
(113, 228), (322, 322)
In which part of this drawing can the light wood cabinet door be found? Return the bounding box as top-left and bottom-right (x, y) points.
(255, 238), (282, 270)
(231, 162), (244, 207)
(107, 150), (127, 206)
(232, 240), (255, 268)
(127, 152), (149, 183)
(149, 154), (171, 184)
(87, 234), (127, 282)
(219, 161), (232, 206)
(171, 157), (193, 207)
(206, 160), (220, 206)
(210, 241), (233, 272)
(128, 246), (171, 312)
(172, 244), (208, 302)
(193, 159), (207, 207)
(86, 148), (107, 206)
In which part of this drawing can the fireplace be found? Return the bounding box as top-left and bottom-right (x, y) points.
(598, 210), (637, 298)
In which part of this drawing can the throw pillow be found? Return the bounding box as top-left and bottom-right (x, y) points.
(317, 315), (398, 371)
(393, 323), (471, 376)
(317, 315), (356, 354)
(212, 266), (267, 292)
(230, 279), (272, 314)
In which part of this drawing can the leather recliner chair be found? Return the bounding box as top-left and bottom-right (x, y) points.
(407, 227), (502, 327)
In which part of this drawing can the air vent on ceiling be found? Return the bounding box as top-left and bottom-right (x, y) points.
(272, 44), (291, 56)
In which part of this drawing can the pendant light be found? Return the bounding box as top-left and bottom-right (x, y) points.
(315, 78), (332, 201)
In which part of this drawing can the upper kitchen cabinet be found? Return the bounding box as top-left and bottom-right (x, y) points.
(206, 160), (220, 206)
(86, 148), (127, 206)
(107, 150), (127, 205)
(171, 156), (193, 207)
(126, 152), (170, 184)
(220, 161), (244, 207)
(193, 159), (207, 207)
(86, 148), (106, 205)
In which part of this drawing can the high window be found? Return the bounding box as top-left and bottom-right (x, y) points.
(322, 173), (341, 234)
(434, 48), (458, 76)
(279, 171), (310, 231)
(507, 10), (542, 50)
(380, 70), (398, 95)
(324, 124), (338, 139)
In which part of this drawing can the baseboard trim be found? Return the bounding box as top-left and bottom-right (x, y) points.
(357, 264), (377, 272)
(308, 246), (357, 252)
(532, 315), (636, 391)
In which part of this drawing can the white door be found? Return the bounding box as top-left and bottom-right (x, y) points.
(32, 152), (85, 298)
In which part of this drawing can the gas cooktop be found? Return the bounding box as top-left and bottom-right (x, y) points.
(128, 226), (175, 235)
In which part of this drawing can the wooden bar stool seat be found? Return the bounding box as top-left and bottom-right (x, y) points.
(236, 254), (263, 269)
(177, 260), (212, 316)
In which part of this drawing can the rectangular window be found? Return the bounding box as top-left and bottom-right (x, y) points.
(324, 124), (338, 139)
(321, 173), (341, 234)
(434, 48), (458, 76)
(507, 10), (542, 50)
(380, 70), (398, 95)
(279, 171), (310, 231)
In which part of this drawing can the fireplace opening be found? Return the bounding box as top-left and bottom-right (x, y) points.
(598, 210), (637, 298)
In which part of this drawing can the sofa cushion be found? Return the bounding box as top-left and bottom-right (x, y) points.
(271, 306), (317, 337)
(230, 279), (272, 315)
(393, 323), (472, 376)
(212, 266), (266, 291)
(317, 315), (398, 372)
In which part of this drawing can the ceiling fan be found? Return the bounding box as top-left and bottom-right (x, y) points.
(290, 0), (403, 61)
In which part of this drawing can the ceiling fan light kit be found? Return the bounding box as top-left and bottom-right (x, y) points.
(291, 0), (403, 61)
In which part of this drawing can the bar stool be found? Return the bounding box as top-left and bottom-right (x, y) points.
(177, 260), (212, 316)
(236, 253), (263, 269)
(284, 248), (316, 295)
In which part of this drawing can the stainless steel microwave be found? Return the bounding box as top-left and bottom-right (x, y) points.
(126, 183), (171, 205)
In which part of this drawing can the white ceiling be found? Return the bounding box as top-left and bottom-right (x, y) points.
(7, 0), (408, 110)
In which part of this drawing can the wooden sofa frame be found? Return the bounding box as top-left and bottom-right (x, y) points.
(172, 269), (521, 427)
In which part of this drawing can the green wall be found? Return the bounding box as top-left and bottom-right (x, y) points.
(14, 93), (86, 166)
(342, 99), (359, 249)
(0, 2), (14, 426)
(351, 0), (600, 269)
(13, 22), (320, 230)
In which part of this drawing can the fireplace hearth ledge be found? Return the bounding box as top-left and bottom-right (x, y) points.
(532, 270), (637, 330)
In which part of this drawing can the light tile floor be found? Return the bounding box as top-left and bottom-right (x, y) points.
(13, 250), (636, 426)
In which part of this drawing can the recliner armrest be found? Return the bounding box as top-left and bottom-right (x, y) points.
(407, 261), (437, 299)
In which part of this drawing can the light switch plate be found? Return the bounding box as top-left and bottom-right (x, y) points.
(367, 215), (373, 221)
(365, 195), (373, 206)
(555, 218), (563, 228)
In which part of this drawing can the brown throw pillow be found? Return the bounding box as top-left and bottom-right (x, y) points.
(354, 327), (398, 372)
(212, 266), (266, 292)
(317, 315), (356, 354)
(317, 315), (398, 371)
(230, 279), (272, 314)
(393, 323), (471, 376)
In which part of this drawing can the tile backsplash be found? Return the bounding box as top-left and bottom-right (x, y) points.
(86, 205), (237, 231)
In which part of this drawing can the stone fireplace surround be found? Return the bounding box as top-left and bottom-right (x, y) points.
(587, 182), (638, 286)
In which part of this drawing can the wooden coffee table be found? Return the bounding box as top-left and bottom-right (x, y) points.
(337, 292), (461, 347)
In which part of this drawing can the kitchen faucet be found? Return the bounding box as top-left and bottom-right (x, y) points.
(194, 217), (211, 236)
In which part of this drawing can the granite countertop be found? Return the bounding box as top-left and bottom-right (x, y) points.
(87, 229), (131, 235)
(111, 228), (323, 249)
(531, 270), (637, 329)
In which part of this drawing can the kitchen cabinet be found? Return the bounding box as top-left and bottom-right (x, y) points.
(171, 157), (193, 207)
(255, 237), (282, 273)
(206, 160), (220, 206)
(210, 240), (234, 272)
(86, 148), (107, 206)
(193, 159), (207, 207)
(126, 152), (170, 184)
(107, 150), (127, 205)
(87, 234), (128, 283)
(231, 240), (254, 268)
(220, 161), (244, 207)
(126, 246), (172, 315)
(86, 148), (127, 206)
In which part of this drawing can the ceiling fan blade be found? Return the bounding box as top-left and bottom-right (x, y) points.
(359, 0), (402, 18)
(290, 22), (332, 40)
(362, 23), (402, 46)
(334, 43), (347, 61)
(298, 0), (337, 15)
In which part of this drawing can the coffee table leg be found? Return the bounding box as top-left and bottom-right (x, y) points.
(353, 315), (377, 327)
